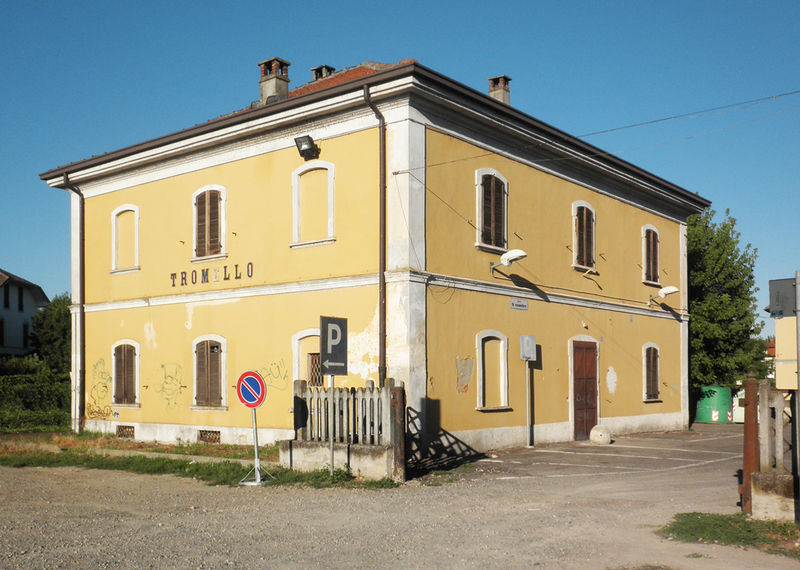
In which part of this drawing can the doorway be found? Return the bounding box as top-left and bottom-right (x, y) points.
(572, 341), (598, 441)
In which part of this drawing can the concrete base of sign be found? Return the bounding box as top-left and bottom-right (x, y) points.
(279, 439), (398, 481)
(751, 472), (794, 521)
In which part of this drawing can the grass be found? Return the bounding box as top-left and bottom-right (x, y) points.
(662, 512), (800, 559)
(0, 445), (398, 489)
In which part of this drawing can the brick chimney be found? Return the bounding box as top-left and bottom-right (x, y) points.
(488, 75), (511, 105)
(258, 57), (290, 104)
(311, 64), (336, 81)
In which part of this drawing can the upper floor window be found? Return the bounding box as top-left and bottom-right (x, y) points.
(475, 169), (508, 251)
(193, 186), (227, 260)
(113, 341), (139, 405)
(3, 284), (9, 309)
(17, 286), (23, 312)
(642, 226), (659, 284)
(194, 335), (226, 408)
(476, 329), (509, 410)
(573, 202), (595, 269)
(643, 344), (660, 401)
(111, 205), (140, 273)
(291, 161), (335, 248)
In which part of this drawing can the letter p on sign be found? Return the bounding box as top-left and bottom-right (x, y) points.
(320, 316), (348, 376)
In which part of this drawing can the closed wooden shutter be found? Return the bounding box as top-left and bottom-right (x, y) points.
(207, 191), (221, 255)
(576, 206), (594, 267)
(481, 175), (505, 248)
(196, 193), (207, 257)
(646, 347), (659, 400)
(195, 340), (222, 407)
(645, 229), (659, 282)
(114, 344), (136, 405)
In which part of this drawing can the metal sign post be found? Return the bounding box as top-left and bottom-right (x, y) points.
(236, 371), (271, 486)
(520, 335), (537, 447)
(321, 316), (348, 477)
(795, 271), (800, 523)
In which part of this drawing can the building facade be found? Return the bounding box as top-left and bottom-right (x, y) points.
(0, 269), (49, 357)
(41, 58), (709, 450)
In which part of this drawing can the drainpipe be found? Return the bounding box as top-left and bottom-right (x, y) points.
(63, 174), (86, 433)
(363, 85), (386, 388)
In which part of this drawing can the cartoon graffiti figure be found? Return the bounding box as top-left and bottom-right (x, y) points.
(157, 364), (186, 410)
(86, 359), (113, 419)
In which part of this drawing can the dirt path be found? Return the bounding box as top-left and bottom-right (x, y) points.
(1, 424), (796, 569)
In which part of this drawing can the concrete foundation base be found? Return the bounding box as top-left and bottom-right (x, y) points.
(279, 440), (397, 481)
(751, 472), (794, 521)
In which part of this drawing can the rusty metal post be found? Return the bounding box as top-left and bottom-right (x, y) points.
(293, 380), (307, 441)
(390, 378), (406, 482)
(741, 371), (759, 514)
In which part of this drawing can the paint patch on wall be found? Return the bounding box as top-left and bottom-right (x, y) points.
(144, 321), (157, 349)
(184, 298), (239, 330)
(349, 307), (379, 381)
(606, 366), (618, 395)
(456, 357), (474, 393)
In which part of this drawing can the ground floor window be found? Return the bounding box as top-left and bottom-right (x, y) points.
(113, 342), (137, 405)
(644, 344), (660, 401)
(476, 330), (509, 409)
(195, 337), (224, 407)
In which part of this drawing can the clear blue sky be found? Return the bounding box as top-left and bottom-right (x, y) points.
(2, 1), (797, 336)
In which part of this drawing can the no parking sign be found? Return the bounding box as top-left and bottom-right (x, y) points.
(237, 371), (266, 409)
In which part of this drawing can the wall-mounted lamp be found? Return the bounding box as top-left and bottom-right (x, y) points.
(294, 135), (320, 160)
(649, 285), (679, 306)
(490, 249), (528, 273)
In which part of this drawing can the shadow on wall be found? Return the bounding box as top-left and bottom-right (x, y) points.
(406, 399), (485, 477)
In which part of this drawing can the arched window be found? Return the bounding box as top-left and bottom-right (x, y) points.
(642, 226), (660, 284)
(193, 186), (226, 259)
(475, 169), (508, 250)
(643, 343), (660, 401)
(112, 340), (140, 405)
(111, 204), (139, 272)
(292, 328), (322, 386)
(291, 161), (335, 248)
(476, 330), (509, 409)
(193, 335), (226, 408)
(573, 201), (595, 269)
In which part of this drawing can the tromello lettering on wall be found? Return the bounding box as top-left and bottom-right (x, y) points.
(170, 262), (254, 287)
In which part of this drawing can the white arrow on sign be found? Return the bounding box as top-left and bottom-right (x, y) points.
(323, 360), (345, 367)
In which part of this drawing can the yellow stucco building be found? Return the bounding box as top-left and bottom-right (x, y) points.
(41, 58), (709, 453)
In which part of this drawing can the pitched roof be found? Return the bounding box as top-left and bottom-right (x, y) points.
(0, 268), (49, 306)
(288, 60), (417, 98)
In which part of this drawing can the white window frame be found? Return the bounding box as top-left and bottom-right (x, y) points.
(572, 201), (596, 271)
(643, 342), (661, 402)
(290, 160), (336, 248)
(475, 329), (509, 410)
(111, 339), (140, 407)
(110, 204), (140, 274)
(191, 185), (227, 262)
(474, 168), (509, 253)
(641, 225), (660, 285)
(292, 328), (321, 381)
(191, 334), (228, 410)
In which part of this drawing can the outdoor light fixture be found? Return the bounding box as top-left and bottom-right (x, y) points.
(294, 135), (319, 160)
(649, 285), (680, 306)
(490, 249), (528, 273)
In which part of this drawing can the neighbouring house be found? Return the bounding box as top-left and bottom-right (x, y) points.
(0, 269), (49, 357)
(40, 58), (709, 457)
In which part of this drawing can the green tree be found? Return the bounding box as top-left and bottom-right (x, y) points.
(687, 209), (763, 389)
(30, 293), (71, 373)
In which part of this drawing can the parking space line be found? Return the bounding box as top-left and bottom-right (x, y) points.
(534, 449), (697, 462)
(609, 444), (740, 456)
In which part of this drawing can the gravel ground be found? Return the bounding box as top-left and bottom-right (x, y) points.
(1, 424), (797, 569)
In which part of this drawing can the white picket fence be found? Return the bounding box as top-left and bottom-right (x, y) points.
(294, 380), (392, 446)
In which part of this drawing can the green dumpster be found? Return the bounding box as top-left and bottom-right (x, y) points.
(695, 385), (732, 423)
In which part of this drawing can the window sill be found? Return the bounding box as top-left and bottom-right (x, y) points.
(642, 280), (661, 287)
(572, 264), (598, 275)
(110, 267), (140, 275)
(191, 254), (227, 264)
(643, 399), (662, 404)
(476, 406), (513, 413)
(289, 237), (336, 249)
(113, 403), (140, 409)
(475, 243), (507, 255)
(190, 405), (229, 412)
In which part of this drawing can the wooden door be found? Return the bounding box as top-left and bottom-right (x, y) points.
(573, 341), (597, 441)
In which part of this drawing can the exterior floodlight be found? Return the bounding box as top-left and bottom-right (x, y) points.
(490, 249), (528, 273)
(649, 285), (680, 306)
(294, 135), (319, 159)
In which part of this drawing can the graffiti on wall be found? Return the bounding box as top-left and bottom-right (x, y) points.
(157, 364), (186, 409)
(86, 359), (113, 419)
(257, 358), (290, 393)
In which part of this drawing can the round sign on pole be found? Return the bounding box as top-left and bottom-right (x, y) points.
(237, 371), (266, 408)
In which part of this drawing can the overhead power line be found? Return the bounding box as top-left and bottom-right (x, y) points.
(578, 88), (800, 138)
